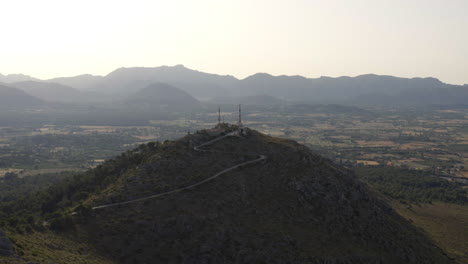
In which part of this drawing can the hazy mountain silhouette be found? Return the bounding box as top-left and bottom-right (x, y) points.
(47, 74), (104, 90)
(103, 65), (238, 98)
(49, 65), (237, 99)
(238, 73), (459, 104)
(0, 73), (39, 83)
(354, 86), (468, 105)
(6, 66), (468, 105)
(0, 84), (45, 107)
(124, 82), (201, 109)
(87, 66), (468, 105)
(9, 81), (106, 103)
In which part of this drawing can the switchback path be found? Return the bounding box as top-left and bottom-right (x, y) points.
(92, 130), (266, 210)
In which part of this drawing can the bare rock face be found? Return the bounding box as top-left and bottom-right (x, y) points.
(0, 229), (15, 256)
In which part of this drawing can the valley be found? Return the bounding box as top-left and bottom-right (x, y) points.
(2, 0), (468, 261)
(0, 68), (467, 263)
(1, 104), (467, 263)
(1, 104), (467, 183)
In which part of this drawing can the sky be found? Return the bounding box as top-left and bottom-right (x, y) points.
(0, 0), (467, 84)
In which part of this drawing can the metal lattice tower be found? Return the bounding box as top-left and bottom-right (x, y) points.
(238, 104), (243, 127)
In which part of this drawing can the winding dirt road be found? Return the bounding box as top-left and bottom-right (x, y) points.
(92, 130), (266, 210)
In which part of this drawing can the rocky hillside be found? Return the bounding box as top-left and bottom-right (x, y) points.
(2, 125), (452, 263)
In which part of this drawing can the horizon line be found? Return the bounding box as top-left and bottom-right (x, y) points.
(1, 65), (466, 86)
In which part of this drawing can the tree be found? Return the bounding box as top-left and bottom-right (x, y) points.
(3, 172), (18, 181)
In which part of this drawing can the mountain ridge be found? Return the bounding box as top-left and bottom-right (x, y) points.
(7, 81), (107, 103)
(123, 82), (202, 109)
(1, 66), (459, 86)
(27, 124), (452, 264)
(0, 84), (45, 107)
(3, 66), (467, 104)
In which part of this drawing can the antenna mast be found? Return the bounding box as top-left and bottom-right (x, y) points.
(218, 106), (221, 124)
(238, 104), (243, 127)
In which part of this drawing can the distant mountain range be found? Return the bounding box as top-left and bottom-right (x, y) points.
(0, 81), (202, 112)
(47, 74), (104, 90)
(0, 84), (44, 107)
(0, 73), (39, 83)
(124, 82), (201, 110)
(7, 81), (105, 103)
(2, 65), (468, 105)
(238, 73), (467, 104)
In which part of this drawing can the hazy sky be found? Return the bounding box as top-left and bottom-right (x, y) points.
(1, 0), (467, 84)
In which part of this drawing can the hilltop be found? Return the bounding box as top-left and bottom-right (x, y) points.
(123, 82), (201, 110)
(1, 124), (452, 263)
(8, 81), (105, 103)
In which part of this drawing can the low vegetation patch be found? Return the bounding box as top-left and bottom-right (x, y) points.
(355, 166), (468, 204)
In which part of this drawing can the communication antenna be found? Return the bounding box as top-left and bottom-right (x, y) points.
(218, 106), (221, 124)
(238, 104), (243, 127)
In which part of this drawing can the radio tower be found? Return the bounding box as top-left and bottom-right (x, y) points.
(218, 106), (221, 124)
(238, 104), (243, 127)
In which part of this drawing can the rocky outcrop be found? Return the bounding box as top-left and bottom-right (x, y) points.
(0, 229), (15, 256)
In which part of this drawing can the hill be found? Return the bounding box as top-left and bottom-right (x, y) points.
(9, 81), (106, 103)
(123, 82), (201, 110)
(81, 65), (238, 98)
(0, 84), (45, 108)
(1, 124), (452, 263)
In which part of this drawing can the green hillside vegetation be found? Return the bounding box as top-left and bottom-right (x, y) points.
(355, 166), (467, 204)
(0, 125), (453, 263)
(355, 166), (468, 263)
(0, 133), (136, 169)
(6, 231), (114, 264)
(0, 172), (74, 233)
(392, 202), (468, 264)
